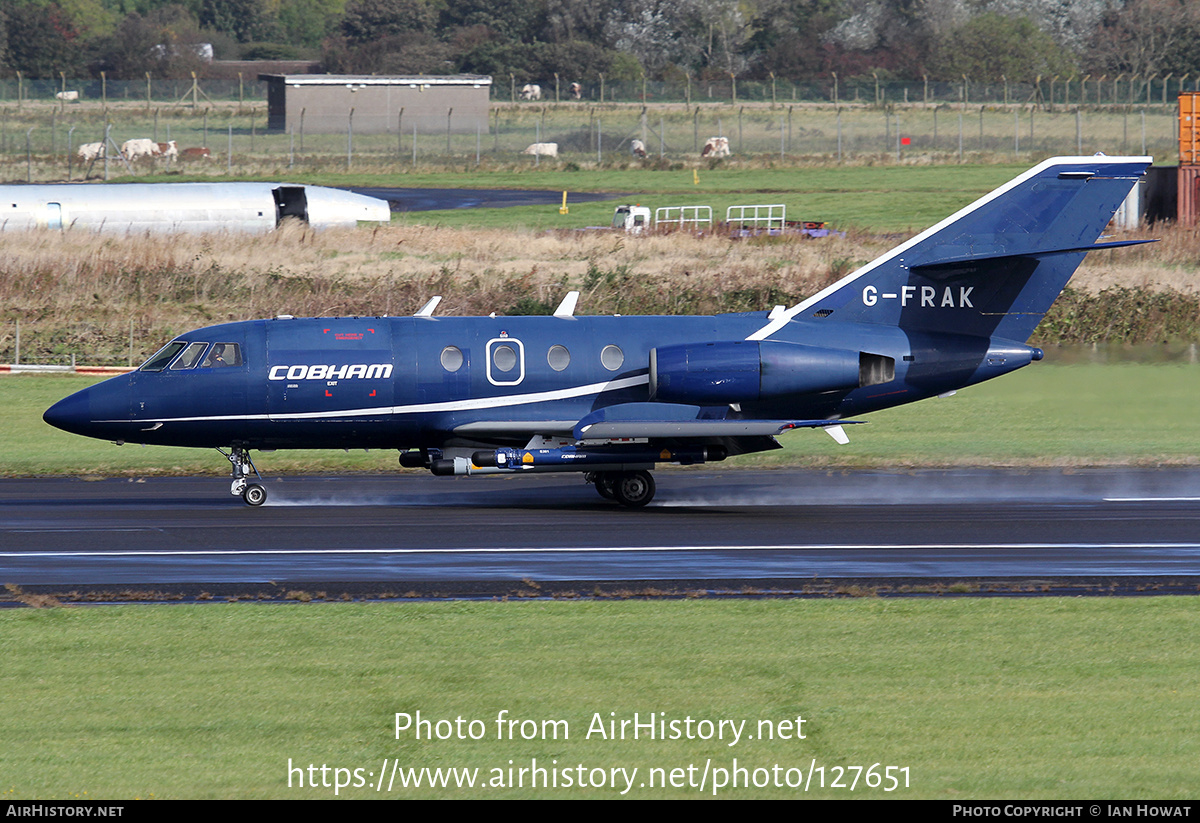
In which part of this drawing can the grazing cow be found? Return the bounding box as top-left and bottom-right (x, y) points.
(701, 136), (730, 158)
(77, 142), (105, 162)
(569, 82), (582, 100)
(630, 139), (647, 158)
(180, 147), (212, 160)
(121, 138), (160, 161)
(521, 142), (558, 158)
(55, 91), (79, 102)
(156, 141), (178, 160)
(519, 84), (542, 101)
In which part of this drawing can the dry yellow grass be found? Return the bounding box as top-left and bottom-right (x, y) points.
(0, 221), (1196, 365)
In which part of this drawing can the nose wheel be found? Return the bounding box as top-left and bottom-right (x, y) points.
(242, 483), (267, 506)
(220, 446), (267, 506)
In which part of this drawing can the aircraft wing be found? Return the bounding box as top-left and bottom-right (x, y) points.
(571, 402), (860, 441)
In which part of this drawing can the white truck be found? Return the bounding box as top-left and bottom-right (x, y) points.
(610, 204), (651, 234)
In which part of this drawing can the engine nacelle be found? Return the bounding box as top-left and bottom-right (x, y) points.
(649, 340), (867, 405)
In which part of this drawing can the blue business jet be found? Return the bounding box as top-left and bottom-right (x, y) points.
(44, 156), (1152, 507)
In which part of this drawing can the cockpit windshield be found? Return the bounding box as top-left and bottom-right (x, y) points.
(170, 342), (209, 370)
(139, 341), (244, 372)
(139, 341), (186, 372)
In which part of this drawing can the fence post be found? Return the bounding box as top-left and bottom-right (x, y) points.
(227, 121), (232, 172)
(146, 72), (151, 113)
(26, 128), (33, 183)
(347, 108), (353, 169)
(447, 107), (453, 154)
(16, 72), (22, 110)
(299, 108), (305, 153)
(398, 108), (403, 158)
(61, 72), (68, 112)
(836, 108), (842, 162)
(1076, 109), (1081, 153)
(67, 125), (75, 180)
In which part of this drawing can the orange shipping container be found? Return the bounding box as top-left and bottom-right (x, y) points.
(1180, 93), (1200, 164)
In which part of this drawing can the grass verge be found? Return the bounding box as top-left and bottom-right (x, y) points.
(8, 361), (1199, 477)
(2, 598), (1197, 799)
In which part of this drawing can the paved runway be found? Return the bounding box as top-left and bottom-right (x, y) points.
(2, 468), (1199, 599)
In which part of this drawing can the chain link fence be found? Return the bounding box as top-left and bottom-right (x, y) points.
(0, 101), (1180, 181)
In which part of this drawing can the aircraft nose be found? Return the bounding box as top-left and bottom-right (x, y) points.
(44, 379), (132, 440)
(43, 390), (92, 435)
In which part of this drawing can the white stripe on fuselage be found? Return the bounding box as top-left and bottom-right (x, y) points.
(99, 374), (650, 424)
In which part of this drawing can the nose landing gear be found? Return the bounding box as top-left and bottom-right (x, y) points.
(220, 445), (267, 506)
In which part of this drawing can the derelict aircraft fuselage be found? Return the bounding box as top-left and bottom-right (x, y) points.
(44, 156), (1153, 507)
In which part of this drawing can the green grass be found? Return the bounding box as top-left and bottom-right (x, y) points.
(152, 163), (1027, 232)
(8, 361), (1199, 477)
(2, 599), (1197, 799)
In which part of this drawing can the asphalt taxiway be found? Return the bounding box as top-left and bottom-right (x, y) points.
(2, 468), (1199, 600)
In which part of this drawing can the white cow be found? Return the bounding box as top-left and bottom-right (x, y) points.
(519, 84), (542, 101)
(55, 90), (79, 102)
(701, 136), (730, 158)
(521, 142), (558, 157)
(121, 138), (160, 161)
(630, 139), (647, 158)
(77, 142), (105, 162)
(156, 140), (178, 160)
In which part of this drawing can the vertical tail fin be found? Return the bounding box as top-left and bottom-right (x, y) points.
(750, 156), (1152, 343)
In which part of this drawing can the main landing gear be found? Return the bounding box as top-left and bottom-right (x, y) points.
(220, 445), (267, 506)
(586, 470), (656, 508)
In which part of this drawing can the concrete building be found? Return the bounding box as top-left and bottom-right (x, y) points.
(259, 74), (492, 135)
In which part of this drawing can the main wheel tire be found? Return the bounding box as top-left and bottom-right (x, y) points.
(614, 470), (655, 508)
(242, 483), (267, 507)
(594, 472), (618, 500)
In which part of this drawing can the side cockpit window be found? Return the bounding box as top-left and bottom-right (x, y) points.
(139, 341), (187, 372)
(201, 343), (242, 368)
(170, 342), (209, 370)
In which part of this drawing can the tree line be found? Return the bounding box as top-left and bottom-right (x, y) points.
(1, 0), (1198, 88)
